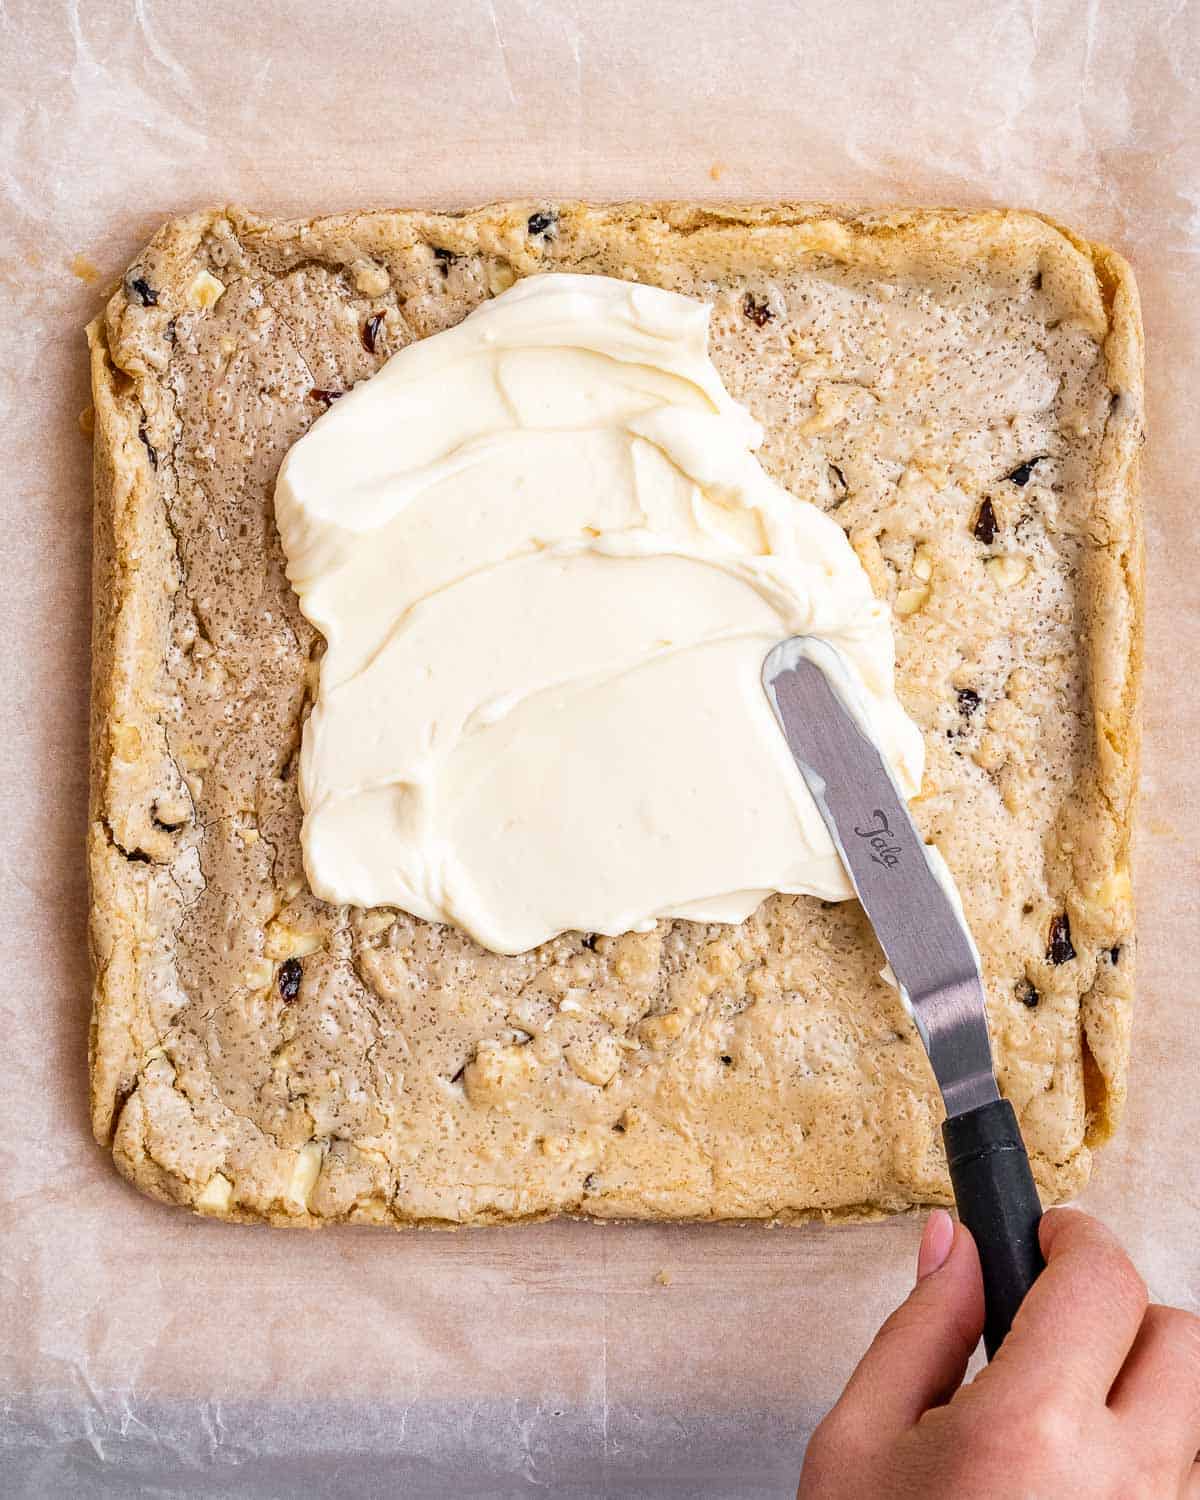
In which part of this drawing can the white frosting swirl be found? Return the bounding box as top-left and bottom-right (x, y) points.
(275, 273), (924, 954)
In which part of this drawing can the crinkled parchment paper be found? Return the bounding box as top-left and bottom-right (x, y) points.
(1, 1), (1197, 1494)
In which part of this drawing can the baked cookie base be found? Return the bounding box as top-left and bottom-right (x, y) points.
(88, 202), (1142, 1226)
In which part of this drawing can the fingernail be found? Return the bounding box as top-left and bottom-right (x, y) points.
(917, 1209), (955, 1282)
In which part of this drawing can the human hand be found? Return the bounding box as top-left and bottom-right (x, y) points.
(798, 1208), (1200, 1499)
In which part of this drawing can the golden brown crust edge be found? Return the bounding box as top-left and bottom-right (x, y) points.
(87, 202), (1144, 1224)
(87, 209), (225, 1149)
(1021, 222), (1142, 1148)
(1073, 235), (1143, 1147)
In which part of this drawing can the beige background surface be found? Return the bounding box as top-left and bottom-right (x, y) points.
(1, 1), (1197, 1494)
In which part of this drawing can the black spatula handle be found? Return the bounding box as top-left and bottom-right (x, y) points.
(942, 1098), (1044, 1359)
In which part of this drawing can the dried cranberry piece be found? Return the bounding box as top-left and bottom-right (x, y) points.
(130, 276), (158, 306)
(527, 210), (557, 237)
(309, 388), (344, 406)
(278, 957), (302, 1002)
(956, 688), (981, 717)
(1005, 459), (1042, 487)
(742, 293), (774, 327)
(1016, 978), (1040, 1008)
(973, 497), (998, 543)
(361, 312), (385, 354)
(1047, 914), (1076, 965)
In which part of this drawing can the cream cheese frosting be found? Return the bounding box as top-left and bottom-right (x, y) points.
(274, 273), (925, 954)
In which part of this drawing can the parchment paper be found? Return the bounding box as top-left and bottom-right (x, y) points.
(1, 1), (1197, 1494)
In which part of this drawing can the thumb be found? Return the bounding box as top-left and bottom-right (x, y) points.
(835, 1211), (985, 1435)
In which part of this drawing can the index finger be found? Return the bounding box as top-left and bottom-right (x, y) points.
(985, 1208), (1147, 1400)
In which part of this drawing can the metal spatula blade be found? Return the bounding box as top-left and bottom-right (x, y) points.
(762, 636), (1044, 1358)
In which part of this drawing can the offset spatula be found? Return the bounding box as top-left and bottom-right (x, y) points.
(763, 637), (1044, 1359)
